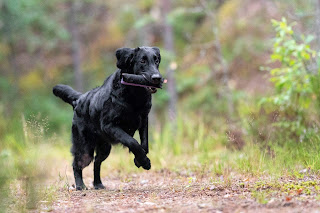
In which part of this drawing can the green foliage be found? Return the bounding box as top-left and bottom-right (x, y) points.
(22, 93), (73, 133)
(168, 7), (204, 43)
(261, 18), (319, 138)
(0, 152), (10, 212)
(0, 0), (68, 50)
(268, 18), (315, 108)
(0, 115), (51, 211)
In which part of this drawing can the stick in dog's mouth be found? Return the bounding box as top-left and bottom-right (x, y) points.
(121, 73), (167, 93)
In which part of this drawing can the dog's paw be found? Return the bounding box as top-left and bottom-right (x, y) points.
(76, 184), (88, 191)
(142, 157), (151, 170)
(134, 156), (151, 170)
(93, 183), (106, 190)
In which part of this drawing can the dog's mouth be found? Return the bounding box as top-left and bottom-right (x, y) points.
(142, 74), (160, 94)
(146, 87), (157, 94)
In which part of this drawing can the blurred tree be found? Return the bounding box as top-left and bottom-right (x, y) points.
(1, 0), (320, 136)
(200, 0), (233, 117)
(0, 0), (68, 117)
(0, 0), (66, 81)
(67, 0), (84, 92)
(161, 0), (178, 122)
(316, 0), (320, 52)
(63, 0), (110, 90)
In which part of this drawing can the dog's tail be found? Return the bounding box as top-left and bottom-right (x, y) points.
(53, 84), (82, 107)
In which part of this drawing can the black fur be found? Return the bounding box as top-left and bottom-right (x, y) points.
(53, 47), (163, 190)
(53, 84), (81, 107)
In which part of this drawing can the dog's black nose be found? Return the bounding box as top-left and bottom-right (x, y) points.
(151, 74), (162, 84)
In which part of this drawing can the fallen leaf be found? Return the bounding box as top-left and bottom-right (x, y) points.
(285, 196), (292, 201)
(243, 178), (250, 182)
(296, 189), (303, 195)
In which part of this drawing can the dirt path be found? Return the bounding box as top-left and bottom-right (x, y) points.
(49, 169), (320, 213)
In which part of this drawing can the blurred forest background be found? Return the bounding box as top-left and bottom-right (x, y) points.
(2, 0), (320, 211)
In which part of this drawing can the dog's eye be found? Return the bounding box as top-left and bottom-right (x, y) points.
(140, 60), (146, 64)
(155, 59), (159, 65)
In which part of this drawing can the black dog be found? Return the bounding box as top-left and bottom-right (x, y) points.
(53, 47), (163, 190)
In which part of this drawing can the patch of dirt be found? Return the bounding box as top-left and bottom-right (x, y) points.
(49, 169), (320, 213)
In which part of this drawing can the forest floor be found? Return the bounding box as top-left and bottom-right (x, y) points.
(47, 168), (320, 213)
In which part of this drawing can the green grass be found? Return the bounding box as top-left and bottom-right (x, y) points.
(1, 113), (320, 211)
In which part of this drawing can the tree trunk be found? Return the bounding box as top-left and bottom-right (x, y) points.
(161, 0), (177, 122)
(200, 0), (233, 117)
(68, 0), (84, 92)
(8, 42), (18, 83)
(316, 0), (320, 53)
(215, 32), (233, 117)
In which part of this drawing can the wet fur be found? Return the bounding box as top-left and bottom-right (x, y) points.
(53, 47), (162, 190)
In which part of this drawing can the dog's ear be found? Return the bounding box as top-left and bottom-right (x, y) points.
(152, 47), (161, 63)
(115, 47), (134, 69)
(134, 47), (140, 53)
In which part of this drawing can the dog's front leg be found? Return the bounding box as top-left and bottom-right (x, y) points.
(103, 125), (151, 170)
(139, 116), (149, 154)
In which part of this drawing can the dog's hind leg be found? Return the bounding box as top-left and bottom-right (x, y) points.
(93, 143), (111, 189)
(72, 152), (93, 190)
(71, 124), (94, 190)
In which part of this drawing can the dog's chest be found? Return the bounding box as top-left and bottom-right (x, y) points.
(114, 90), (151, 127)
(117, 104), (149, 131)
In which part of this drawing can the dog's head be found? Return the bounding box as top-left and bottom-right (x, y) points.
(116, 47), (163, 90)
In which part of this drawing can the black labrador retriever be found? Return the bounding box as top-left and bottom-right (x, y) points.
(53, 47), (163, 190)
